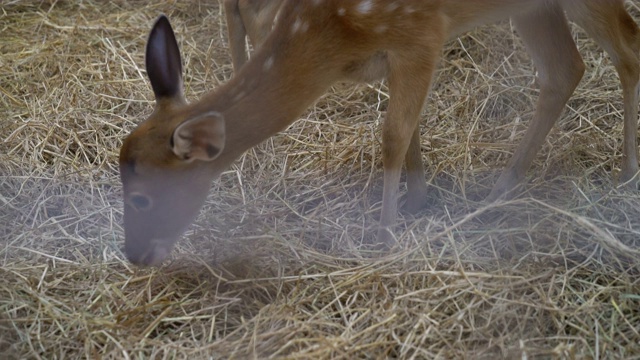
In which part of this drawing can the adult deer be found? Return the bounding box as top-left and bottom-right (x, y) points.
(224, 0), (283, 73)
(120, 0), (640, 266)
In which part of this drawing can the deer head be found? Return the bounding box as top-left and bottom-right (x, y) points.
(120, 16), (227, 265)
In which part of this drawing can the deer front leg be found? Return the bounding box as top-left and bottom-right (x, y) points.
(377, 50), (440, 247)
(224, 0), (249, 73)
(241, 0), (282, 49)
(486, 4), (585, 202)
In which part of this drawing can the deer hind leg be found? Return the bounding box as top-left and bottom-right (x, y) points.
(403, 127), (429, 214)
(377, 49), (441, 246)
(486, 3), (586, 202)
(564, 0), (640, 188)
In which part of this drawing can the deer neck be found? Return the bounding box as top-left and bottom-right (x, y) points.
(187, 40), (340, 177)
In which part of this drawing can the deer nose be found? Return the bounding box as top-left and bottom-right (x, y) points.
(128, 192), (153, 212)
(124, 238), (171, 266)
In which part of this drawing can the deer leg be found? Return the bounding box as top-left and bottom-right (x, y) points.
(486, 4), (585, 201)
(239, 3), (264, 49)
(224, 0), (249, 73)
(377, 50), (440, 246)
(404, 126), (429, 213)
(565, 0), (640, 188)
(244, 0), (281, 48)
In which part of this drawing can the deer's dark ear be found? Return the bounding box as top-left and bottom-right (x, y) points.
(146, 15), (183, 100)
(172, 112), (226, 162)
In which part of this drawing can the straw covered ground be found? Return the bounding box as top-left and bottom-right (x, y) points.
(2, 0), (640, 358)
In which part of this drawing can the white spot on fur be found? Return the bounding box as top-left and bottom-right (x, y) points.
(337, 7), (346, 16)
(357, 0), (373, 14)
(312, 0), (322, 6)
(292, 18), (301, 33)
(263, 56), (274, 71)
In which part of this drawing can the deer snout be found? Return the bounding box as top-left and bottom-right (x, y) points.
(124, 237), (173, 266)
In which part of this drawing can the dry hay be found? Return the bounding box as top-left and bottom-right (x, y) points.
(1, 0), (640, 358)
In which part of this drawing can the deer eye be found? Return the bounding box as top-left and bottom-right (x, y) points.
(129, 193), (153, 211)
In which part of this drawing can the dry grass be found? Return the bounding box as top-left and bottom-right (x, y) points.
(2, 0), (640, 358)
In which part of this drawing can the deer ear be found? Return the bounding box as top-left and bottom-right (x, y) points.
(146, 15), (183, 100)
(172, 112), (225, 162)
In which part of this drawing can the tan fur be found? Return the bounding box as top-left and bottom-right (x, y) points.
(120, 0), (640, 265)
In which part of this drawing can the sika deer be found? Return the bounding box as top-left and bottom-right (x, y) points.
(224, 0), (283, 73)
(120, 0), (640, 266)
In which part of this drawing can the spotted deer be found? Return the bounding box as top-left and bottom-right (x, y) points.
(224, 0), (283, 73)
(120, 0), (640, 265)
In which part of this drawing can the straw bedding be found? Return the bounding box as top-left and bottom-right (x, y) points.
(1, 0), (639, 358)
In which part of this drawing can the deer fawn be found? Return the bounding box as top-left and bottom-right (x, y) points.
(120, 0), (640, 266)
(224, 0), (283, 73)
